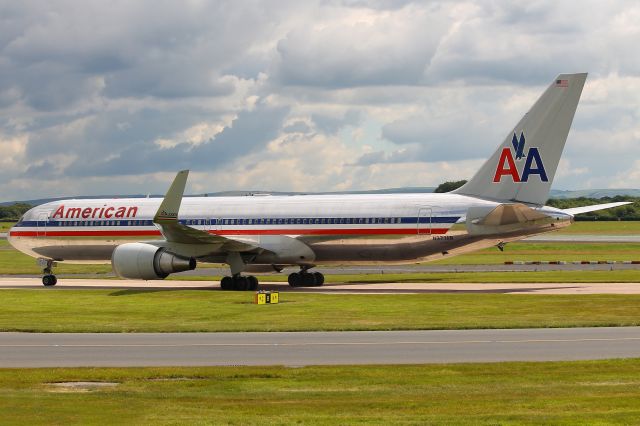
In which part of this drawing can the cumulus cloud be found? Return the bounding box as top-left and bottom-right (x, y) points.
(0, 0), (639, 201)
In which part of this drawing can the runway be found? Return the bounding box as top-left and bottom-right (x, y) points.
(1, 277), (640, 294)
(1, 327), (639, 367)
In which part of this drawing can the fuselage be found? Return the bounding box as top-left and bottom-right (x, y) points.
(8, 193), (571, 266)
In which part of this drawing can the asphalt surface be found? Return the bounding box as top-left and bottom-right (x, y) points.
(2, 277), (640, 293)
(1, 327), (639, 367)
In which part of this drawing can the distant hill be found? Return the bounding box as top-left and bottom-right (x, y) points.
(3, 187), (640, 207)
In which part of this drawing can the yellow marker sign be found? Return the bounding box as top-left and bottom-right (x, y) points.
(255, 291), (279, 304)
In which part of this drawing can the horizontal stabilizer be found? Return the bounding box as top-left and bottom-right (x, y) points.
(562, 202), (632, 216)
(466, 203), (552, 236)
(471, 203), (548, 226)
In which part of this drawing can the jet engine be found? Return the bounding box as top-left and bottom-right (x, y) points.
(111, 242), (196, 280)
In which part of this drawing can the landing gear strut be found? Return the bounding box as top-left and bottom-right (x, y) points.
(38, 258), (57, 287)
(220, 275), (259, 291)
(288, 267), (324, 287)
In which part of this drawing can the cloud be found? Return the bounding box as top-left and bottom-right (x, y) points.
(273, 4), (450, 88)
(64, 102), (290, 177)
(1, 0), (640, 201)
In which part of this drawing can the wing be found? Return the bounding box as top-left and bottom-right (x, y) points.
(152, 170), (257, 252)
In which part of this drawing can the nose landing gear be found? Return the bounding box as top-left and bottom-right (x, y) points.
(38, 258), (57, 286)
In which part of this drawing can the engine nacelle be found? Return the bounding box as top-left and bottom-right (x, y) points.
(111, 242), (196, 280)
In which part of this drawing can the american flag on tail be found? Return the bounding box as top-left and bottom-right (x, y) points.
(555, 79), (569, 87)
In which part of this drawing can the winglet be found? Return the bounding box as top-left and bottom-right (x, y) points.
(154, 170), (189, 223)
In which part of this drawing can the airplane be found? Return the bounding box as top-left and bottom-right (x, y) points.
(7, 73), (631, 289)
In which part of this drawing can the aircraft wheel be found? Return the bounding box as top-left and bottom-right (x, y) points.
(248, 276), (259, 291)
(234, 276), (249, 291)
(302, 273), (316, 287)
(220, 276), (232, 290)
(42, 274), (57, 287)
(288, 273), (300, 287)
(313, 272), (324, 286)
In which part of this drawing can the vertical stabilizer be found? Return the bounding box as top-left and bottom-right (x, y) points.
(454, 73), (587, 205)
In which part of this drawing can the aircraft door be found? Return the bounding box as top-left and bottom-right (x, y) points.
(417, 208), (432, 235)
(36, 212), (49, 237)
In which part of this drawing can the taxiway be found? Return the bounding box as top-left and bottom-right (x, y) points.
(1, 327), (639, 367)
(1, 277), (640, 294)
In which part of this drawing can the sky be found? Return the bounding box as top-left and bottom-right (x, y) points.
(1, 0), (639, 201)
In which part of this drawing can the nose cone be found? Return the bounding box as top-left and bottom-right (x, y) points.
(6, 222), (18, 249)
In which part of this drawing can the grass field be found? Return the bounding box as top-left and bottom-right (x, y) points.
(556, 220), (640, 234)
(431, 242), (640, 265)
(1, 290), (640, 332)
(449, 220), (640, 235)
(1, 360), (639, 424)
(0, 240), (113, 275)
(0, 222), (13, 232)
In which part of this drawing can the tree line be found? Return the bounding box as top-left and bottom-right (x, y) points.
(0, 203), (32, 221)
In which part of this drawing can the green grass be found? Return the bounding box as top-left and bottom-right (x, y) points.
(0, 222), (14, 232)
(557, 220), (640, 234)
(1, 290), (640, 332)
(1, 361), (640, 424)
(0, 247), (113, 275)
(431, 242), (640, 265)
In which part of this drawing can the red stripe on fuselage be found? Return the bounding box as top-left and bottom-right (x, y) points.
(9, 227), (449, 237)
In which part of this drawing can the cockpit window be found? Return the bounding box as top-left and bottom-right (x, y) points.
(16, 215), (25, 225)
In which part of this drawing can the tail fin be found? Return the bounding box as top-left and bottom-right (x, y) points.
(454, 73), (587, 205)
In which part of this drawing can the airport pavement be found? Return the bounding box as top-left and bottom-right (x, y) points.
(2, 277), (640, 294)
(1, 327), (639, 367)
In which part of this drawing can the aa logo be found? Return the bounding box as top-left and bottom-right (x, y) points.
(493, 132), (548, 183)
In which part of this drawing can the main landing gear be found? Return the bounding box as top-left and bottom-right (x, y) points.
(38, 258), (57, 287)
(220, 274), (259, 291)
(288, 268), (325, 287)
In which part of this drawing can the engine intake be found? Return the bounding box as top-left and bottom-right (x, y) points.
(111, 242), (196, 280)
